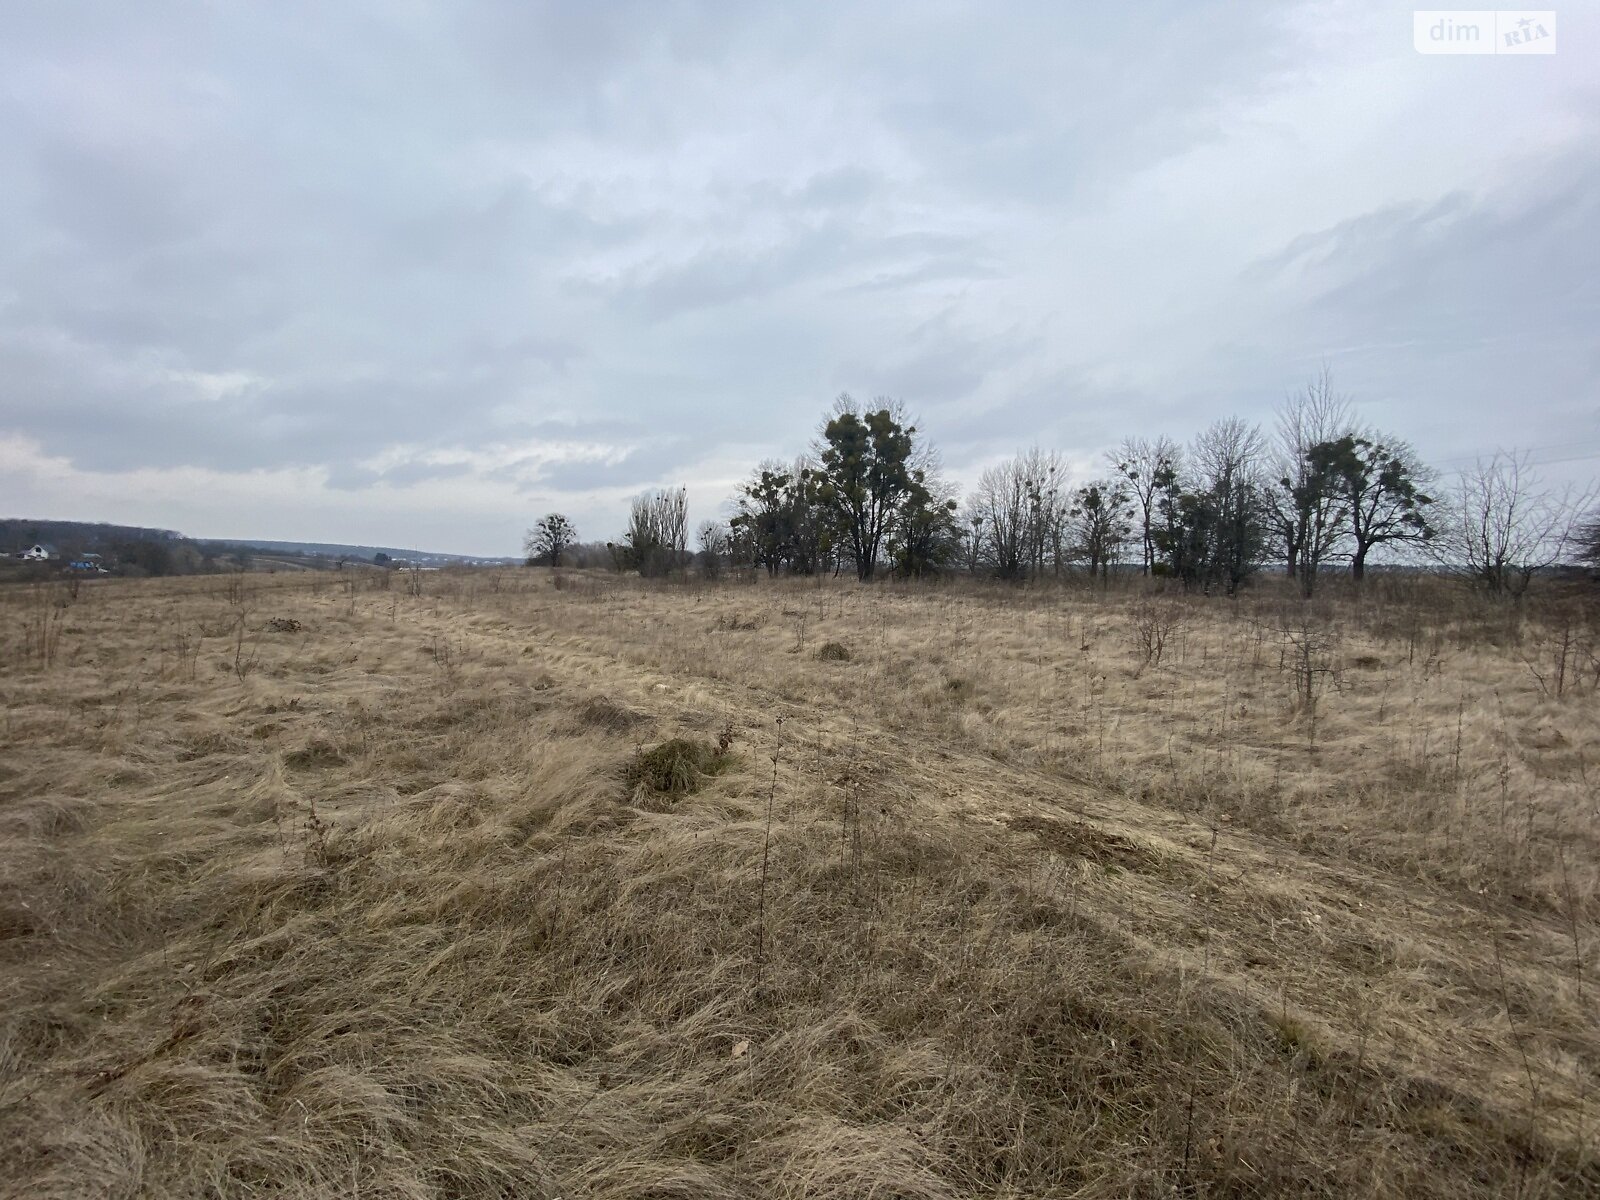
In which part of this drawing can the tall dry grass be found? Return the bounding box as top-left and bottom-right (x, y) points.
(1, 568), (1596, 1197)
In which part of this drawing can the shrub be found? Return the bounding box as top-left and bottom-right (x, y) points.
(1130, 597), (1185, 674)
(624, 737), (731, 795)
(816, 641), (852, 662)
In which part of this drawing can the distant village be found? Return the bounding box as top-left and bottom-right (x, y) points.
(0, 520), (516, 580)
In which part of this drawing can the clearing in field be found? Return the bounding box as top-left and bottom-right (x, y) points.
(2, 569), (1597, 1197)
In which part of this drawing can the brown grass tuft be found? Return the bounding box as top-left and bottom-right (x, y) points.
(624, 736), (731, 796)
(576, 694), (649, 733)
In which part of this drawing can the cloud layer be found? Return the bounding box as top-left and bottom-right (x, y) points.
(2, 1), (1596, 553)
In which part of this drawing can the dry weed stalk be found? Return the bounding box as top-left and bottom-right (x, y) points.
(758, 715), (784, 969)
(1130, 594), (1185, 675)
(19, 585), (67, 669)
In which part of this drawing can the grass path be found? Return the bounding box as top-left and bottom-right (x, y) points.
(364, 583), (1595, 1150)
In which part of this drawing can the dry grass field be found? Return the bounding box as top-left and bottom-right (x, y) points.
(3, 567), (1598, 1197)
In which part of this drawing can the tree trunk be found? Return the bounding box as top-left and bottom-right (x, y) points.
(1351, 543), (1368, 581)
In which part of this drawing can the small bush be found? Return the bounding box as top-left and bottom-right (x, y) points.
(624, 737), (730, 795)
(1130, 597), (1184, 674)
(266, 617), (304, 633)
(816, 641), (852, 662)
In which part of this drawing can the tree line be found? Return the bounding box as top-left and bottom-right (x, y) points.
(525, 377), (1596, 598)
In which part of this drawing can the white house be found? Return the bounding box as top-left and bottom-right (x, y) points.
(19, 543), (56, 561)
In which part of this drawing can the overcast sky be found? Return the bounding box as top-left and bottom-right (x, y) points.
(2, 2), (1596, 555)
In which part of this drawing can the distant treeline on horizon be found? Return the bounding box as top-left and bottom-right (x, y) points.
(527, 383), (1596, 601)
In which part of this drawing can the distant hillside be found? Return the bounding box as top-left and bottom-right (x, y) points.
(1, 518), (212, 577)
(1, 518), (184, 552)
(193, 538), (518, 565)
(1, 518), (518, 577)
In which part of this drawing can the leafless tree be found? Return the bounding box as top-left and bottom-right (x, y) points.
(624, 487), (689, 577)
(523, 512), (577, 566)
(1109, 435), (1181, 575)
(957, 508), (986, 573)
(1431, 451), (1594, 598)
(1069, 479), (1134, 581)
(1191, 417), (1269, 596)
(968, 448), (1070, 580)
(969, 460), (1030, 580)
(1267, 367), (1355, 596)
(696, 519), (731, 578)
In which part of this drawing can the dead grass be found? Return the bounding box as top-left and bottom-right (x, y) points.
(0, 568), (1596, 1197)
(575, 695), (650, 734)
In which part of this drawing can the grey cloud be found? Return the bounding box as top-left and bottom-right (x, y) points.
(0, 326), (573, 474)
(863, 3), (1295, 206)
(1246, 193), (1477, 286)
(792, 167), (878, 210)
(579, 224), (999, 323)
(1235, 152), (1600, 456)
(1, 1), (1596, 552)
(527, 439), (690, 495)
(835, 308), (1039, 414)
(835, 257), (1006, 295)
(934, 365), (1157, 474)
(325, 459), (474, 492)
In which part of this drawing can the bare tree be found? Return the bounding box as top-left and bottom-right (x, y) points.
(696, 519), (731, 578)
(524, 513), (576, 566)
(1190, 417), (1269, 596)
(970, 458), (1031, 581)
(968, 448), (1069, 580)
(623, 487), (689, 577)
(1575, 510), (1600, 571)
(957, 507), (986, 573)
(1069, 479), (1134, 581)
(1432, 451), (1594, 597)
(1109, 435), (1181, 575)
(1193, 416), (1265, 489)
(1267, 367), (1355, 596)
